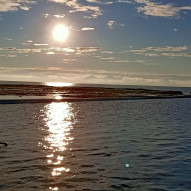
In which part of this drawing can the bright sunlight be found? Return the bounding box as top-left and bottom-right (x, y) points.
(53, 24), (69, 42)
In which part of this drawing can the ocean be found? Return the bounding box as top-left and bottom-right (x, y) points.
(1, 97), (191, 190)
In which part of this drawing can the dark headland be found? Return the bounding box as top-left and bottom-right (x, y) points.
(0, 84), (191, 103)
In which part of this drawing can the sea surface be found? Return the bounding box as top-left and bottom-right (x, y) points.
(0, 98), (191, 190)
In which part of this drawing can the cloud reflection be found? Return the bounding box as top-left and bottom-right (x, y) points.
(39, 102), (74, 180)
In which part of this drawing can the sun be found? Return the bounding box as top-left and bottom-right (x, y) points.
(53, 24), (69, 42)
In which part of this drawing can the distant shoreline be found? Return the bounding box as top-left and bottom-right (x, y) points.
(0, 83), (190, 104)
(1, 95), (191, 104)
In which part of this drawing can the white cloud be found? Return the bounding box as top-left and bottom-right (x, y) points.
(117, 0), (131, 3)
(46, 52), (55, 55)
(101, 57), (115, 60)
(135, 0), (191, 18)
(110, 59), (146, 63)
(161, 53), (191, 58)
(107, 20), (126, 29)
(7, 54), (17, 57)
(4, 37), (12, 41)
(16, 48), (42, 53)
(81, 27), (95, 31)
(47, 46), (100, 55)
(145, 53), (158, 57)
(130, 45), (189, 57)
(0, 46), (42, 54)
(86, 0), (99, 2)
(54, 14), (65, 18)
(44, 13), (49, 18)
(49, 0), (102, 18)
(0, 46), (100, 56)
(129, 45), (191, 58)
(62, 58), (76, 63)
(33, 43), (49, 46)
(0, 0), (36, 12)
(22, 40), (33, 46)
(101, 51), (114, 54)
(107, 20), (115, 29)
(86, 0), (113, 5)
(43, 13), (65, 19)
(145, 46), (188, 52)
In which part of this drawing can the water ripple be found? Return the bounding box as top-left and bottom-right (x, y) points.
(1, 99), (191, 190)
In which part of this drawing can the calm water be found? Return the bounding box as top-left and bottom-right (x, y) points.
(0, 98), (191, 191)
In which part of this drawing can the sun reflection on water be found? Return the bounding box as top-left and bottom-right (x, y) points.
(39, 102), (75, 184)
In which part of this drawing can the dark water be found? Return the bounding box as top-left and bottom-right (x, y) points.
(0, 98), (191, 190)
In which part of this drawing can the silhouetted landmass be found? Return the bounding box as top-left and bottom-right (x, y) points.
(0, 84), (185, 98)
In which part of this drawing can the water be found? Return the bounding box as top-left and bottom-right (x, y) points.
(0, 98), (191, 190)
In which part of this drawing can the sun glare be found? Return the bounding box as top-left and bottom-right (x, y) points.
(46, 82), (73, 87)
(53, 24), (69, 42)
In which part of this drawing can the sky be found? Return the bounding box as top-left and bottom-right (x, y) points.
(0, 0), (191, 87)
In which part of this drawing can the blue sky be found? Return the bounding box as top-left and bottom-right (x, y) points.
(0, 0), (191, 86)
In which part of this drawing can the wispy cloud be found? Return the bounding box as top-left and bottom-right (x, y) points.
(107, 20), (126, 29)
(117, 0), (131, 3)
(7, 54), (17, 57)
(101, 51), (114, 54)
(110, 59), (147, 64)
(135, 0), (191, 18)
(0, 0), (36, 12)
(46, 52), (55, 55)
(81, 27), (95, 31)
(4, 37), (12, 41)
(62, 58), (77, 63)
(33, 43), (49, 46)
(21, 40), (33, 46)
(0, 54), (17, 58)
(86, 0), (113, 5)
(129, 45), (190, 57)
(43, 13), (49, 18)
(101, 57), (115, 60)
(145, 46), (188, 52)
(107, 20), (115, 29)
(0, 46), (100, 56)
(145, 53), (158, 57)
(161, 53), (191, 58)
(47, 47), (100, 55)
(54, 14), (65, 18)
(43, 13), (65, 19)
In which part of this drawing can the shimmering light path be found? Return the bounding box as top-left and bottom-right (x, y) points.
(39, 103), (75, 188)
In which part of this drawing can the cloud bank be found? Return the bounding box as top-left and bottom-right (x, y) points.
(48, 0), (102, 18)
(135, 0), (191, 18)
(0, 0), (36, 12)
